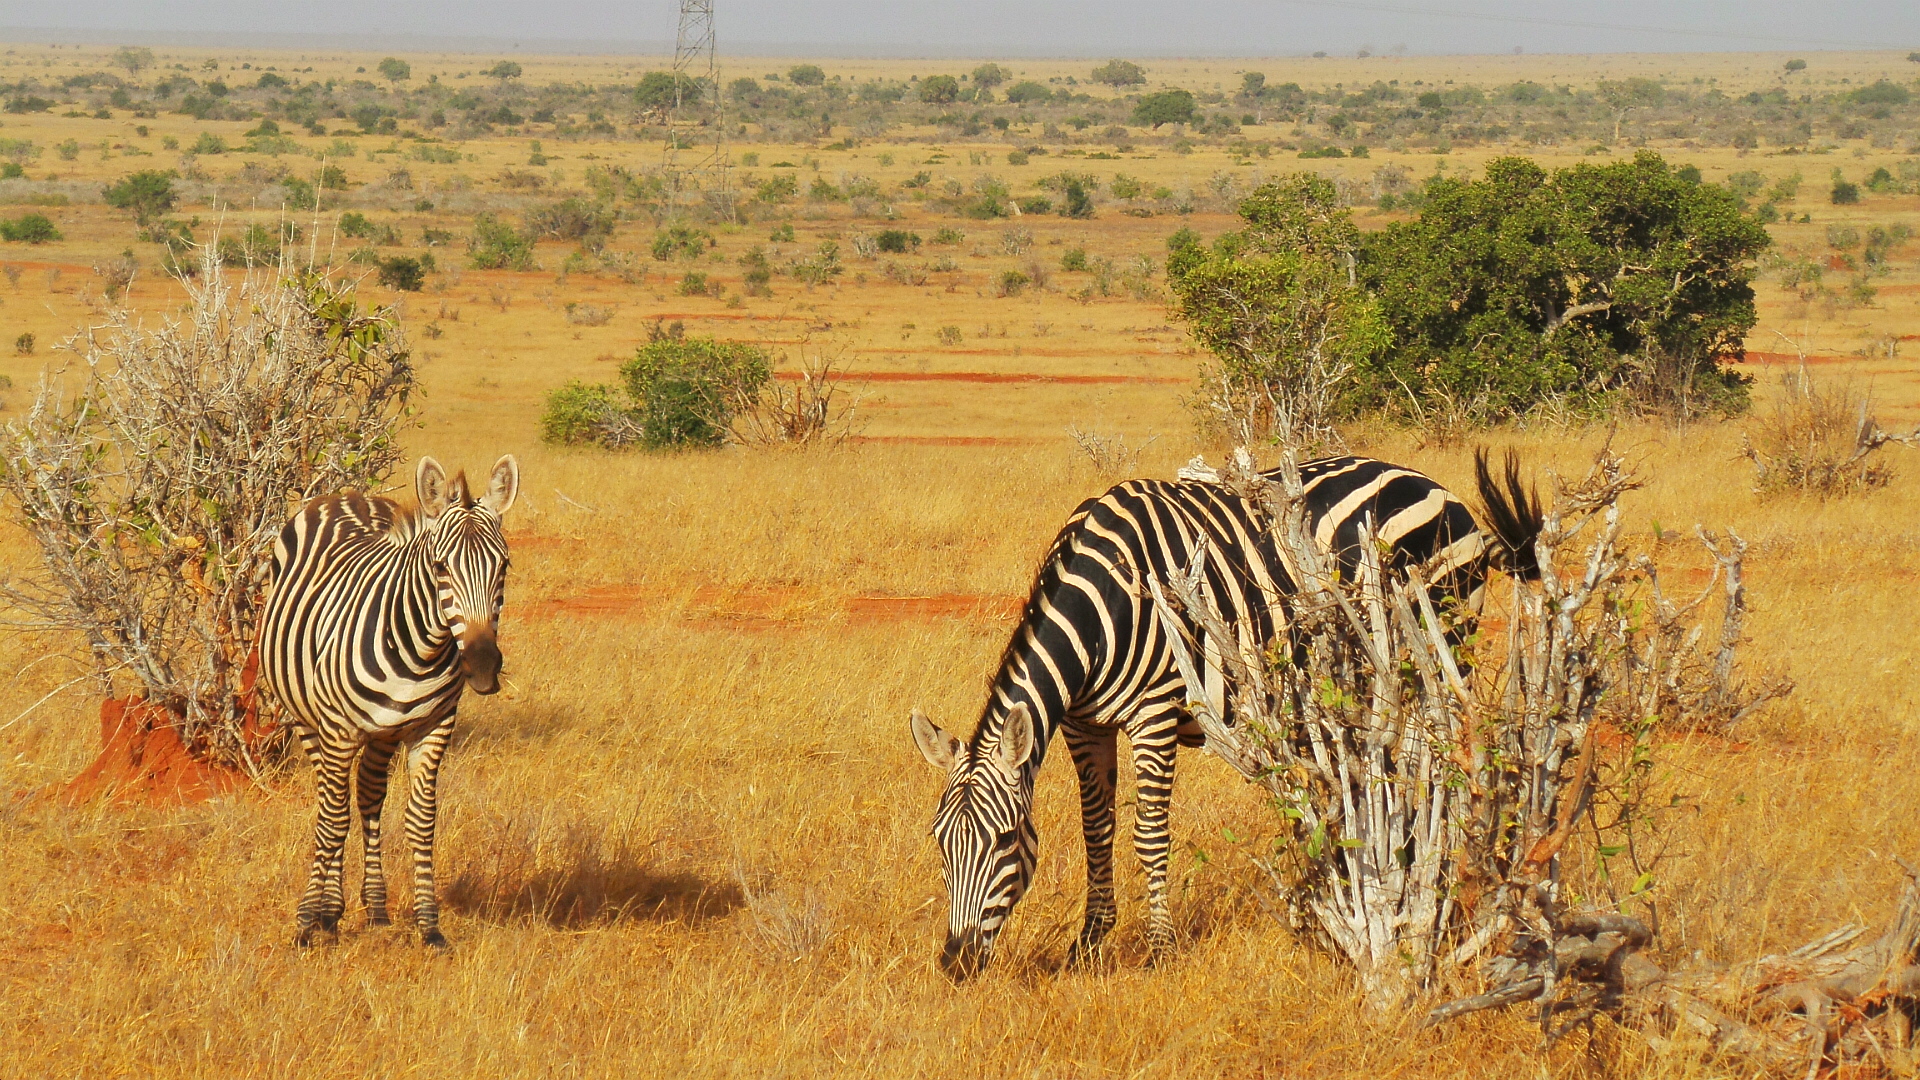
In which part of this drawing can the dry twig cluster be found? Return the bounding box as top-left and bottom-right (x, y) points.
(1153, 446), (1783, 1023)
(0, 250), (414, 768)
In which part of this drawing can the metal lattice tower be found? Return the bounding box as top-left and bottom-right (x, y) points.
(663, 0), (731, 221)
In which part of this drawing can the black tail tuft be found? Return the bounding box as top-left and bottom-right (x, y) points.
(1473, 447), (1543, 581)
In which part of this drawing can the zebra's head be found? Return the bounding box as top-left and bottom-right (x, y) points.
(910, 702), (1038, 980)
(417, 455), (519, 695)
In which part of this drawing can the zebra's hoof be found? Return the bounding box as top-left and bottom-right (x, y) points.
(295, 922), (338, 948)
(421, 928), (450, 951)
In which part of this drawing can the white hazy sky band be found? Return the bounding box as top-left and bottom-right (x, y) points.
(1, 0), (1915, 56)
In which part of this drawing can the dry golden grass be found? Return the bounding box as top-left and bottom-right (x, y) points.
(3, 40), (1920, 1078)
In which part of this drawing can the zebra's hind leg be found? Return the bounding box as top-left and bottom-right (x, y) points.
(1064, 723), (1119, 968)
(356, 739), (399, 928)
(403, 713), (458, 950)
(1128, 723), (1180, 965)
(296, 730), (356, 947)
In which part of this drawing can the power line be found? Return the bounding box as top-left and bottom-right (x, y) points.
(1276, 0), (1890, 51)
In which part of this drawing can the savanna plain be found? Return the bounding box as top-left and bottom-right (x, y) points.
(2, 41), (1920, 1078)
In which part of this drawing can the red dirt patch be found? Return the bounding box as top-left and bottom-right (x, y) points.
(847, 595), (1023, 621)
(61, 698), (248, 806)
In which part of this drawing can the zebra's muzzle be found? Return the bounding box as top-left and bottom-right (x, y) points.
(460, 631), (503, 695)
(939, 928), (990, 981)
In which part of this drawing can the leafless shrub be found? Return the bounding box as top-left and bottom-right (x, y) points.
(489, 288), (511, 311)
(564, 302), (615, 327)
(1000, 226), (1033, 256)
(1742, 363), (1917, 497)
(2, 264), (20, 289)
(731, 342), (864, 447)
(1160, 447), (1782, 1012)
(93, 252), (137, 301)
(0, 248), (414, 768)
(1022, 257), (1051, 291)
(849, 232), (878, 259)
(1066, 425), (1157, 475)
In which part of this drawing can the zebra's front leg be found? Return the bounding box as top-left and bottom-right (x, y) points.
(356, 739), (399, 928)
(1129, 729), (1179, 964)
(403, 713), (458, 950)
(1064, 723), (1119, 967)
(296, 732), (357, 947)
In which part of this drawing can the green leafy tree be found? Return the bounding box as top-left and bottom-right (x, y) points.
(1167, 175), (1388, 445)
(918, 75), (960, 104)
(1359, 152), (1770, 420)
(1004, 81), (1052, 105)
(376, 57), (411, 83)
(971, 63), (1009, 89)
(112, 46), (154, 76)
(634, 71), (702, 110)
(103, 169), (178, 225)
(1090, 59), (1148, 87)
(486, 60), (523, 81)
(540, 337), (772, 450)
(788, 64), (826, 86)
(1240, 72), (1266, 98)
(1785, 58), (1807, 72)
(1132, 89), (1197, 129)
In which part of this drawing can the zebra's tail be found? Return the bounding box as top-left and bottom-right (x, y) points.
(1473, 447), (1543, 581)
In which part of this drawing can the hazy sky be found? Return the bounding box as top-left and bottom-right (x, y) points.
(2, 0), (1915, 57)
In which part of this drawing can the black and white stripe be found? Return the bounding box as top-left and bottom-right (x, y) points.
(259, 455), (519, 948)
(910, 453), (1540, 977)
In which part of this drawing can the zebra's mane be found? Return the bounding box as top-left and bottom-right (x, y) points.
(968, 496), (1095, 754)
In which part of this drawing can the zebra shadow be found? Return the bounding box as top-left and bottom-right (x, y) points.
(443, 833), (745, 929)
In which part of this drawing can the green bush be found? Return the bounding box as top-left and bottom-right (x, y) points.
(539, 337), (772, 450)
(1090, 60), (1147, 87)
(540, 380), (631, 446)
(874, 229), (920, 253)
(1017, 196), (1052, 215)
(376, 256), (426, 291)
(526, 197), (614, 245)
(918, 75), (961, 104)
(678, 270), (710, 296)
(789, 64), (826, 86)
(651, 225), (713, 261)
(103, 169), (178, 224)
(1061, 247), (1090, 272)
(0, 212), (62, 244)
(996, 269), (1031, 297)
(339, 211), (376, 238)
(1832, 179), (1861, 205)
(468, 213), (534, 270)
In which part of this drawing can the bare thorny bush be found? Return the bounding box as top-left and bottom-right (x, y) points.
(1742, 361), (1920, 498)
(1145, 445), (1920, 1075)
(729, 338), (865, 448)
(0, 247), (414, 770)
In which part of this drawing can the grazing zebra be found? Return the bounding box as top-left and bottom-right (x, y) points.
(909, 453), (1542, 978)
(260, 455), (519, 949)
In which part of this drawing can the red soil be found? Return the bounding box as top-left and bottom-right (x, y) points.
(61, 698), (248, 806)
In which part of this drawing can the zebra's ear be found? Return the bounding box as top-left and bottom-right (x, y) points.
(480, 455), (520, 516)
(993, 703), (1034, 779)
(911, 708), (962, 772)
(417, 457), (452, 518)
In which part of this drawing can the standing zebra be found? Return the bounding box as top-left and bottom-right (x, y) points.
(260, 455), (519, 949)
(909, 453), (1541, 978)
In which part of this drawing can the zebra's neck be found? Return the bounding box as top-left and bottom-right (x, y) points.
(395, 524), (458, 669)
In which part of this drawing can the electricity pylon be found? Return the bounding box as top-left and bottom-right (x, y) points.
(663, 0), (732, 222)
